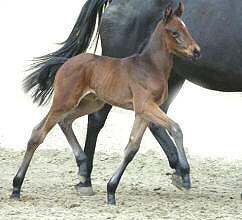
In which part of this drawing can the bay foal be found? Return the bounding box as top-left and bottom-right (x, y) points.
(11, 3), (200, 204)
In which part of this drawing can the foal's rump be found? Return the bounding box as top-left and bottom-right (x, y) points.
(52, 53), (98, 108)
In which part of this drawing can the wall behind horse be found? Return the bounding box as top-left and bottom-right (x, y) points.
(0, 0), (241, 159)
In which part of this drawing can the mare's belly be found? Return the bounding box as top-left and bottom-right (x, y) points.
(174, 57), (242, 92)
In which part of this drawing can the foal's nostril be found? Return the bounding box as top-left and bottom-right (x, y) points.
(193, 48), (200, 60)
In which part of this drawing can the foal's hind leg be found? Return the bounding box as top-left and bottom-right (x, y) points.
(11, 116), (48, 199)
(11, 96), (77, 199)
(59, 119), (94, 195)
(59, 98), (105, 196)
(107, 115), (149, 205)
(77, 104), (112, 190)
(58, 116), (92, 196)
(10, 109), (64, 199)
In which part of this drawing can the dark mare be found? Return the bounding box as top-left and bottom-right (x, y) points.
(18, 0), (242, 197)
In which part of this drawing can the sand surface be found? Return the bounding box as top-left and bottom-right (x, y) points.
(0, 147), (241, 220)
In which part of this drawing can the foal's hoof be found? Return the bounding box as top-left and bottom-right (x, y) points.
(172, 173), (191, 191)
(74, 185), (95, 196)
(10, 193), (20, 200)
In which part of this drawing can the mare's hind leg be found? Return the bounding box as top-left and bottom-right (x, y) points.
(107, 115), (149, 205)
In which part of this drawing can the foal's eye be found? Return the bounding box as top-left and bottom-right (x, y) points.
(172, 31), (180, 38)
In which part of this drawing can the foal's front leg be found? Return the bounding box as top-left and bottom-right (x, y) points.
(142, 102), (190, 189)
(148, 72), (189, 189)
(107, 115), (149, 205)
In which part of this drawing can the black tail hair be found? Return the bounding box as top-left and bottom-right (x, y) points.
(24, 0), (110, 105)
(23, 57), (68, 105)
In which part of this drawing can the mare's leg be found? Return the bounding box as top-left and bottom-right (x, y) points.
(76, 104), (112, 190)
(107, 115), (149, 205)
(142, 102), (190, 189)
(148, 72), (190, 189)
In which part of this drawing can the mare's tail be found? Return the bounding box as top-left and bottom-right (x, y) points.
(24, 0), (110, 105)
(23, 57), (68, 105)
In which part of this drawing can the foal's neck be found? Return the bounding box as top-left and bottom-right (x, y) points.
(139, 21), (173, 79)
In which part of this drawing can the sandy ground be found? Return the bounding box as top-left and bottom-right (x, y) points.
(0, 146), (241, 220)
(1, 0), (242, 158)
(0, 1), (242, 219)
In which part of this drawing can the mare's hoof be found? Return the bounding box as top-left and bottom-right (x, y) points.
(74, 185), (95, 196)
(172, 173), (191, 191)
(107, 193), (116, 205)
(10, 193), (20, 200)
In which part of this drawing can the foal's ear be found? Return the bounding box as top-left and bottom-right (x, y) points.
(163, 6), (173, 23)
(174, 2), (184, 17)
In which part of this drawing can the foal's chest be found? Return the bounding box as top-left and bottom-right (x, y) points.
(149, 79), (168, 105)
(134, 71), (168, 105)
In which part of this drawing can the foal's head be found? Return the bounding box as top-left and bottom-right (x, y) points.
(162, 3), (200, 60)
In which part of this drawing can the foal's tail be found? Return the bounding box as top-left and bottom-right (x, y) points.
(24, 0), (110, 105)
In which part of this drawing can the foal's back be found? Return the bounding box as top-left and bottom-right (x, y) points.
(54, 53), (136, 110)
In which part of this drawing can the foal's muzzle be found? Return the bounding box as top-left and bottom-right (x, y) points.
(193, 48), (200, 61)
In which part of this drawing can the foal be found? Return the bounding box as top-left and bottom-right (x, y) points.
(11, 3), (200, 204)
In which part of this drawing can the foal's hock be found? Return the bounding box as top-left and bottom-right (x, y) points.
(11, 3), (200, 204)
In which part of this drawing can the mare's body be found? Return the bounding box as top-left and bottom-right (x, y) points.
(102, 0), (242, 91)
(95, 0), (242, 188)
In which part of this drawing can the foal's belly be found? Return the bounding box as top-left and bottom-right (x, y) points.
(97, 94), (134, 111)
